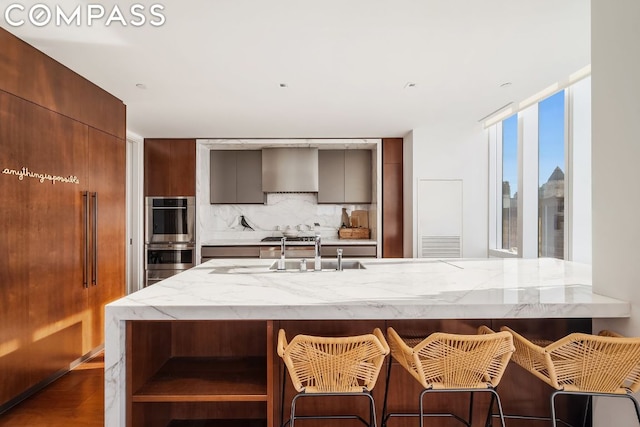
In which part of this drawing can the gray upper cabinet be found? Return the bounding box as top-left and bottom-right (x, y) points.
(318, 150), (345, 203)
(318, 149), (372, 204)
(236, 150), (263, 203)
(210, 150), (237, 203)
(210, 150), (263, 204)
(344, 150), (372, 203)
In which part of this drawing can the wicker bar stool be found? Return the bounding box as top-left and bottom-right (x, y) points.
(277, 328), (390, 427)
(382, 326), (514, 427)
(498, 327), (640, 427)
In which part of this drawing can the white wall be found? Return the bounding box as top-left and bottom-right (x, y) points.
(403, 131), (414, 258)
(592, 1), (640, 425)
(518, 106), (540, 258)
(404, 123), (488, 258)
(126, 132), (144, 294)
(568, 76), (592, 264)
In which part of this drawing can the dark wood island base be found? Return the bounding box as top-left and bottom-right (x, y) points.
(127, 318), (591, 427)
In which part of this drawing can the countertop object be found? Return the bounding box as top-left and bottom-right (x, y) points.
(350, 210), (369, 228)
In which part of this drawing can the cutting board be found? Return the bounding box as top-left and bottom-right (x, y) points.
(350, 210), (369, 228)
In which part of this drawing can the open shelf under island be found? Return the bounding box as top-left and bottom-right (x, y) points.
(106, 258), (630, 427)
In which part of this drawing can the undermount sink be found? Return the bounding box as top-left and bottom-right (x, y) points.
(269, 259), (366, 271)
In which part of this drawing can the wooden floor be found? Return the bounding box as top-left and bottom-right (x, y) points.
(0, 353), (104, 426)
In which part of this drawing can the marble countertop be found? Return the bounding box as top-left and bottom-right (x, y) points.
(201, 238), (378, 246)
(106, 257), (629, 321)
(104, 257), (630, 425)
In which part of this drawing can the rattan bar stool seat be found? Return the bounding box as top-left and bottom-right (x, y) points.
(277, 328), (390, 427)
(498, 326), (640, 427)
(382, 325), (514, 427)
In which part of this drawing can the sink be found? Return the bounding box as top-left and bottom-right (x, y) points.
(320, 260), (366, 270)
(268, 259), (366, 271)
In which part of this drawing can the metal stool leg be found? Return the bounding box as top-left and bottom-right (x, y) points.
(417, 388), (501, 427)
(551, 390), (640, 427)
(485, 390), (496, 427)
(488, 388), (506, 427)
(582, 395), (591, 427)
(418, 390), (426, 427)
(290, 393), (300, 427)
(628, 393), (640, 426)
(550, 390), (560, 427)
(365, 391), (377, 427)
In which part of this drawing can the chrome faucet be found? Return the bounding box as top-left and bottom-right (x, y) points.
(278, 237), (287, 270)
(337, 248), (343, 271)
(314, 233), (322, 271)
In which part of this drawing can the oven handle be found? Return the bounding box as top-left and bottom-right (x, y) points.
(146, 243), (195, 250)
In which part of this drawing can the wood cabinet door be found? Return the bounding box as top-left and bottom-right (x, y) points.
(0, 92), (87, 405)
(87, 128), (126, 350)
(145, 139), (195, 197)
(170, 139), (195, 196)
(144, 139), (173, 196)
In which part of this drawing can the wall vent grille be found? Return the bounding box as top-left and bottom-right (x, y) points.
(420, 235), (461, 258)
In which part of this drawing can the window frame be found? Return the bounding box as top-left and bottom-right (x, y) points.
(488, 88), (574, 259)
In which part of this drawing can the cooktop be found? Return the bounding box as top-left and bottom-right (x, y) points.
(261, 236), (316, 242)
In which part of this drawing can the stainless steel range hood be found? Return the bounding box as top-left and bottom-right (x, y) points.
(261, 147), (319, 193)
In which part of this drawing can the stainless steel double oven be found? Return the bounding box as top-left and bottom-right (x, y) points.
(145, 196), (195, 286)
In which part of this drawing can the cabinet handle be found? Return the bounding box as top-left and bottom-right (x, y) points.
(83, 191), (89, 288)
(92, 192), (98, 286)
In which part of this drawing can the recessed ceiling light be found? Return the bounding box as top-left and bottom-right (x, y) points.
(279, 83), (288, 88)
(404, 82), (417, 89)
(136, 83), (146, 89)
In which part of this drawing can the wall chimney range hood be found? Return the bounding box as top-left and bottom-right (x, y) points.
(261, 147), (319, 193)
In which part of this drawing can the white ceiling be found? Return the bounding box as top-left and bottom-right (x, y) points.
(2, 0), (590, 139)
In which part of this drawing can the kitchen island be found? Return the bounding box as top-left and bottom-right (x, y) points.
(105, 258), (629, 426)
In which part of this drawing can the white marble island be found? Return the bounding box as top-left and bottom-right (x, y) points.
(105, 258), (629, 427)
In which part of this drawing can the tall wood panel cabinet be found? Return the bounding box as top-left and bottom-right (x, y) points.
(0, 28), (126, 411)
(144, 139), (196, 196)
(87, 128), (126, 349)
(382, 139), (404, 257)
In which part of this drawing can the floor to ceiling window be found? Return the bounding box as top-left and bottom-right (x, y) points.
(538, 91), (565, 259)
(502, 115), (518, 253)
(487, 74), (591, 262)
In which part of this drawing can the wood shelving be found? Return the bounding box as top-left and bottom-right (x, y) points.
(133, 357), (267, 402)
(127, 320), (273, 427)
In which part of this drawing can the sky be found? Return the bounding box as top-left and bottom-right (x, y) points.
(502, 90), (565, 196)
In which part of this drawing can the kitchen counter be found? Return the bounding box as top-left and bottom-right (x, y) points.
(107, 257), (627, 321)
(105, 257), (629, 426)
(201, 238), (378, 246)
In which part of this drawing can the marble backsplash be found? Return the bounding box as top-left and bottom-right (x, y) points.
(198, 193), (371, 242)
